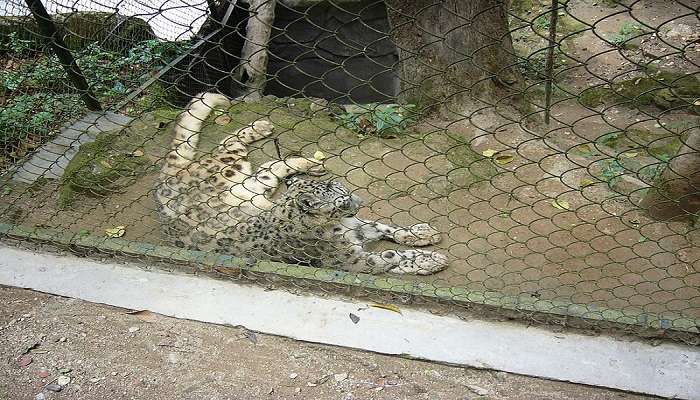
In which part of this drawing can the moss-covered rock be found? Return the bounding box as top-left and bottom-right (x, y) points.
(59, 129), (150, 208)
(579, 72), (700, 113)
(0, 12), (155, 54)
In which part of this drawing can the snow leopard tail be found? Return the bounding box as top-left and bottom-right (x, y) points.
(163, 92), (231, 171)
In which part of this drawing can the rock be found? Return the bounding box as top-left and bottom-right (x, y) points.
(45, 384), (62, 392)
(128, 326), (140, 333)
(57, 375), (71, 386)
(34, 393), (46, 400)
(465, 384), (490, 396)
(289, 373), (298, 379)
(665, 24), (696, 41)
(334, 372), (348, 382)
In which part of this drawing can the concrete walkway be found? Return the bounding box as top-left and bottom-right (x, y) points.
(0, 245), (698, 399)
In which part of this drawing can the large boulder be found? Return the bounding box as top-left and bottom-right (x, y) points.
(0, 11), (155, 54)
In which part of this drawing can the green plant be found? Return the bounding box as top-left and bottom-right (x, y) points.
(0, 32), (35, 56)
(608, 22), (645, 48)
(335, 104), (417, 138)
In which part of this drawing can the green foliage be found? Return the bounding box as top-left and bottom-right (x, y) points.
(0, 36), (190, 165)
(335, 104), (417, 138)
(0, 93), (82, 148)
(608, 22), (645, 48)
(0, 32), (36, 56)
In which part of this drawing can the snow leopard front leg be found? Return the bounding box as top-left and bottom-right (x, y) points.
(339, 217), (442, 247)
(337, 218), (447, 275)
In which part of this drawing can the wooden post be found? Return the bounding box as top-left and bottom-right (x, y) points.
(543, 0), (559, 125)
(23, 0), (102, 111)
(237, 0), (276, 101)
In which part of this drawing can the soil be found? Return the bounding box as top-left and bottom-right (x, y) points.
(1, 0), (699, 331)
(0, 286), (660, 400)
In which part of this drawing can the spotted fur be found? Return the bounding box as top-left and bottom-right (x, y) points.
(154, 92), (448, 275)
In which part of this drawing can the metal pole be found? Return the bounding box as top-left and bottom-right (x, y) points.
(23, 0), (102, 111)
(543, 0), (559, 125)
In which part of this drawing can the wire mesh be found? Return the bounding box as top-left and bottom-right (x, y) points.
(0, 0), (699, 341)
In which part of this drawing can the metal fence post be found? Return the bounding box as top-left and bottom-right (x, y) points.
(23, 0), (103, 111)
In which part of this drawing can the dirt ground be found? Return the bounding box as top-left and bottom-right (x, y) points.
(1, 0), (699, 331)
(0, 286), (659, 400)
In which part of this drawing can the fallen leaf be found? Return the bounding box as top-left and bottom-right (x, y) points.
(622, 152), (638, 158)
(575, 144), (593, 155)
(58, 368), (72, 374)
(494, 154), (514, 165)
(99, 160), (112, 169)
(35, 368), (50, 378)
(369, 303), (402, 315)
(126, 310), (157, 323)
(214, 114), (231, 125)
(552, 200), (570, 210)
(349, 313), (360, 324)
(482, 149), (497, 157)
(694, 100), (700, 106)
(579, 178), (595, 188)
(313, 151), (326, 161)
(105, 226), (126, 238)
(17, 355), (32, 368)
(57, 375), (71, 386)
(132, 149), (144, 157)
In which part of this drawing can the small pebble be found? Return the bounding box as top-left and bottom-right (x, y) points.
(45, 384), (62, 392)
(289, 373), (298, 379)
(294, 387), (301, 393)
(334, 372), (348, 382)
(128, 326), (139, 333)
(57, 375), (71, 386)
(35, 393), (46, 400)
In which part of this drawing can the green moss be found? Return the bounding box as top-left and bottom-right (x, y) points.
(446, 135), (498, 187)
(579, 72), (700, 112)
(59, 130), (149, 208)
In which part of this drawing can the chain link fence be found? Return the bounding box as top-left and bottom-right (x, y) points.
(0, 0), (698, 342)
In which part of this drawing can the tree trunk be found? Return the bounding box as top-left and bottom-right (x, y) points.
(640, 130), (700, 220)
(237, 0), (276, 101)
(384, 0), (521, 108)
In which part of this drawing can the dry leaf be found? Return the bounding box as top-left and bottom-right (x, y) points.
(214, 114), (231, 125)
(99, 160), (112, 169)
(127, 310), (157, 323)
(694, 100), (700, 106)
(369, 303), (402, 315)
(494, 154), (514, 165)
(482, 149), (497, 157)
(552, 200), (570, 210)
(105, 226), (126, 238)
(579, 178), (595, 188)
(313, 151), (326, 160)
(622, 152), (638, 158)
(132, 149), (144, 157)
